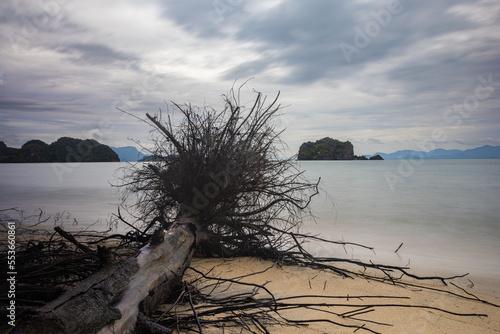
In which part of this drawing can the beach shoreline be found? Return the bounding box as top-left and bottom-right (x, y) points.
(5, 226), (500, 333)
(11, 224), (500, 300)
(186, 257), (500, 334)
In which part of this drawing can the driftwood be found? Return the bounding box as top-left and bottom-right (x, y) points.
(1, 210), (499, 333)
(14, 218), (198, 334)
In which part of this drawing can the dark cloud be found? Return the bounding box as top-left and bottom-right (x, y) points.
(0, 0), (499, 154)
(216, 0), (499, 93)
(159, 1), (221, 36)
(222, 1), (359, 83)
(0, 99), (47, 112)
(57, 43), (139, 66)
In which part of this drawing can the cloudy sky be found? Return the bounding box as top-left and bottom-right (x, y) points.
(1, 0), (499, 156)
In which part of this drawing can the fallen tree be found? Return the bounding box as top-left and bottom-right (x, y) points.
(6, 84), (499, 333)
(2, 212), (499, 333)
(14, 221), (196, 334)
(12, 84), (321, 333)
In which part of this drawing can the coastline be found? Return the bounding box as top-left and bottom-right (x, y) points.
(187, 257), (500, 334)
(7, 226), (500, 332)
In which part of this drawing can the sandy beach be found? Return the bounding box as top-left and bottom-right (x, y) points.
(7, 224), (500, 333)
(186, 257), (500, 334)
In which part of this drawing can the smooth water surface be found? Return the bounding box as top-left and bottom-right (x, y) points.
(299, 160), (500, 282)
(0, 162), (124, 230)
(1, 160), (499, 284)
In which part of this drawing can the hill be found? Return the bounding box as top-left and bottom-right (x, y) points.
(368, 145), (500, 160)
(297, 137), (382, 160)
(298, 137), (354, 160)
(111, 146), (146, 162)
(0, 137), (119, 163)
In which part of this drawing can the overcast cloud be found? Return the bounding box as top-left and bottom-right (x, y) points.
(1, 0), (499, 155)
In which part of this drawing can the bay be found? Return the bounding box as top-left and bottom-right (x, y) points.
(1, 159), (499, 287)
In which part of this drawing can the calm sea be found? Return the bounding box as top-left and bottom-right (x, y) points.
(1, 160), (499, 287)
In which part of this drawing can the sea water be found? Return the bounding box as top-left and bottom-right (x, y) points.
(0, 162), (124, 230)
(298, 160), (500, 286)
(1, 160), (499, 286)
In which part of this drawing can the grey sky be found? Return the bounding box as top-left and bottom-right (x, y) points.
(1, 0), (499, 155)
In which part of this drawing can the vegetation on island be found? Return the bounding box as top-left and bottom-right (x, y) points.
(0, 137), (119, 163)
(297, 137), (383, 160)
(298, 137), (354, 160)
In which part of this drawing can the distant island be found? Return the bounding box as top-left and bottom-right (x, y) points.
(110, 146), (147, 162)
(6, 137), (495, 163)
(366, 145), (500, 160)
(0, 137), (119, 163)
(297, 137), (383, 161)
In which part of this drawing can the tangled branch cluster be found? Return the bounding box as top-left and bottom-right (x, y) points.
(0, 209), (140, 313)
(122, 86), (319, 256)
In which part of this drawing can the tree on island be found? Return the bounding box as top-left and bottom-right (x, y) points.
(298, 137), (354, 160)
(297, 137), (384, 160)
(0, 137), (119, 163)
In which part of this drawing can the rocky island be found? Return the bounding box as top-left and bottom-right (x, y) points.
(297, 137), (383, 160)
(0, 137), (119, 163)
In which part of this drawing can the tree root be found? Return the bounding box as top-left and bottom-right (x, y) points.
(1, 209), (498, 333)
(151, 258), (497, 334)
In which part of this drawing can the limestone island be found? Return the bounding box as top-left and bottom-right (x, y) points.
(297, 137), (383, 161)
(0, 137), (119, 163)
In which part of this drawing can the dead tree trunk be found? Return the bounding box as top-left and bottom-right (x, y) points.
(15, 218), (198, 334)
